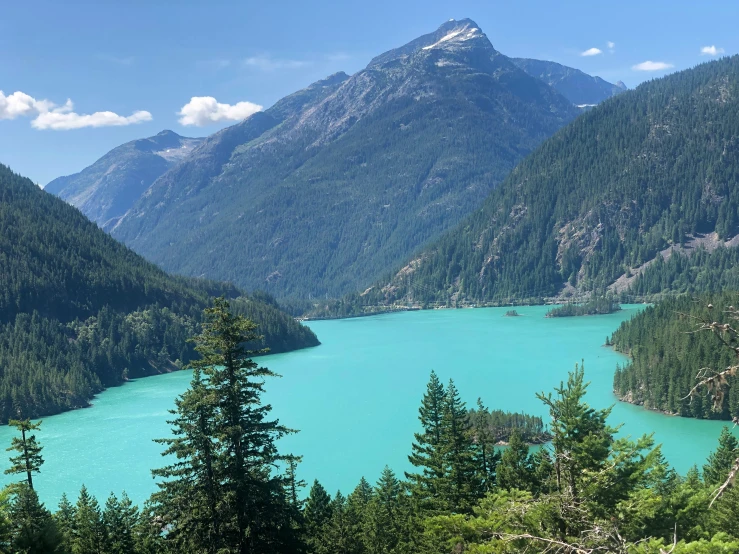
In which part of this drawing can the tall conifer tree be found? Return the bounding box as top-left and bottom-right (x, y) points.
(152, 297), (299, 553)
(406, 372), (446, 511)
(703, 426), (739, 486)
(439, 380), (479, 512)
(5, 419), (44, 490)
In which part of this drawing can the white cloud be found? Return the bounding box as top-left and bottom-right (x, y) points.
(701, 45), (725, 56)
(243, 56), (312, 71)
(0, 91), (54, 119)
(32, 106), (152, 130)
(632, 60), (674, 71)
(178, 96), (263, 126)
(607, 41), (615, 52)
(581, 47), (603, 57)
(0, 90), (151, 130)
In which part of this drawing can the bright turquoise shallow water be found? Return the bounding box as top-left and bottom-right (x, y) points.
(0, 305), (734, 507)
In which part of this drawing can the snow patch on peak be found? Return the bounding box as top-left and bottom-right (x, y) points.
(422, 24), (480, 51)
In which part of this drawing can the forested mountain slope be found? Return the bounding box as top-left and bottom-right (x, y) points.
(612, 293), (739, 419)
(367, 55), (739, 306)
(45, 130), (203, 229)
(512, 57), (626, 106)
(0, 163), (317, 420)
(110, 18), (578, 298)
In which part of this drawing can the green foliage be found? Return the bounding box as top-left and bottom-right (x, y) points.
(496, 429), (534, 492)
(703, 427), (739, 485)
(546, 295), (621, 317)
(366, 55), (739, 306)
(5, 419), (44, 490)
(73, 486), (106, 554)
(0, 163), (318, 419)
(468, 403), (551, 444)
(150, 298), (300, 553)
(612, 293), (739, 419)
(8, 484), (61, 554)
(628, 246), (739, 297)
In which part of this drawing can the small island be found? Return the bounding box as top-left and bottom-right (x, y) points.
(468, 407), (551, 445)
(504, 309), (520, 317)
(546, 296), (621, 318)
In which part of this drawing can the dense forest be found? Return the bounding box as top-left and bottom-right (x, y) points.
(358, 55), (739, 307)
(0, 164), (318, 420)
(628, 244), (739, 297)
(1, 301), (738, 554)
(546, 295), (621, 317)
(612, 293), (739, 419)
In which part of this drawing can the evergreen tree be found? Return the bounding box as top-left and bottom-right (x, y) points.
(304, 480), (332, 554)
(470, 398), (500, 493)
(72, 485), (106, 554)
(703, 426), (739, 486)
(5, 419), (44, 490)
(102, 492), (139, 554)
(0, 487), (13, 553)
(406, 372), (446, 511)
(54, 493), (76, 554)
(496, 429), (533, 492)
(346, 478), (373, 554)
(151, 369), (221, 553)
(9, 485), (61, 554)
(364, 467), (402, 554)
(325, 492), (356, 554)
(439, 380), (479, 512)
(152, 297), (299, 553)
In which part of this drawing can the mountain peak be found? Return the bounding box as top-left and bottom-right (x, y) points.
(615, 80), (628, 90)
(156, 129), (181, 138)
(367, 17), (489, 68)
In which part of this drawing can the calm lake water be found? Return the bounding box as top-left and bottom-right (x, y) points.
(0, 305), (733, 508)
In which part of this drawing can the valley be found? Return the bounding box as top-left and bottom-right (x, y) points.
(3, 6), (739, 552)
(1, 306), (729, 508)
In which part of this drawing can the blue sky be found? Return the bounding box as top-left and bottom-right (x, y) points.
(1, 0), (736, 185)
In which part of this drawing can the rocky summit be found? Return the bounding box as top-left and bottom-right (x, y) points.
(107, 18), (578, 298)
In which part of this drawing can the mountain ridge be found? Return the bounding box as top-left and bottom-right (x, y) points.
(354, 55), (739, 307)
(108, 18), (579, 298)
(511, 57), (626, 105)
(46, 130), (204, 229)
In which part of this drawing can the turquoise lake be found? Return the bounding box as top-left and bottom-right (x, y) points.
(0, 304), (734, 508)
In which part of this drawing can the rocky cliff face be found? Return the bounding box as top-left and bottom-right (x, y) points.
(46, 130), (203, 229)
(110, 19), (577, 298)
(512, 57), (626, 106)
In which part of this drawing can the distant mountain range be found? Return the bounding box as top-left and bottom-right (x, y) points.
(360, 55), (739, 306)
(45, 130), (203, 229)
(511, 58), (626, 106)
(50, 18), (586, 298)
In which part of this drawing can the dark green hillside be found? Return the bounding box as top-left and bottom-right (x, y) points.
(628, 244), (739, 297)
(0, 164), (317, 420)
(369, 56), (739, 306)
(612, 293), (739, 419)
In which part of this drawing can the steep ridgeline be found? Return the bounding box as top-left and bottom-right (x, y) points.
(0, 163), (318, 420)
(611, 294), (739, 420)
(366, 56), (739, 307)
(109, 18), (578, 298)
(512, 58), (626, 106)
(45, 130), (203, 229)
